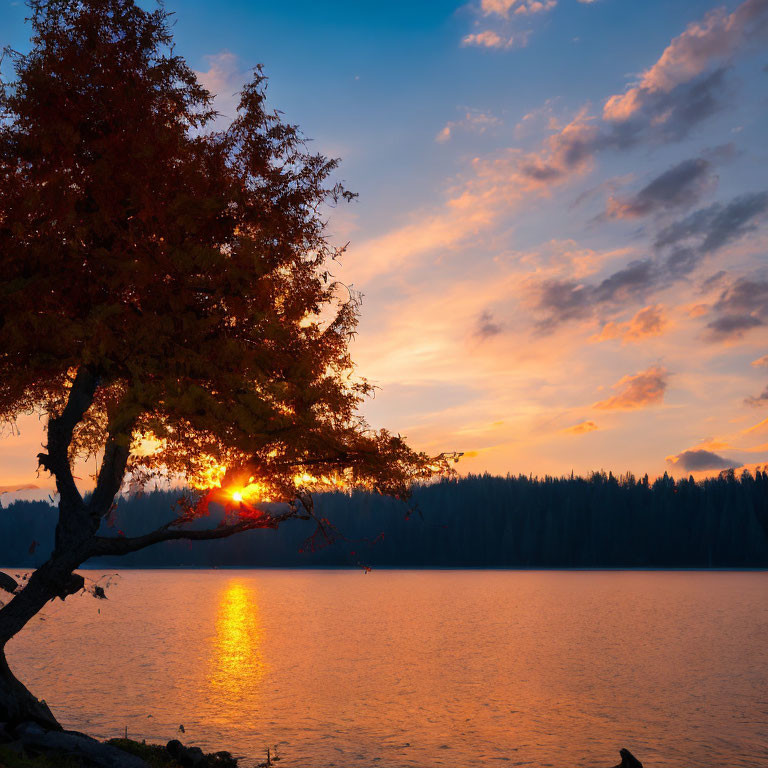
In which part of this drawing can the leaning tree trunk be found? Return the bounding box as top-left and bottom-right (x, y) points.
(0, 552), (88, 729)
(0, 646), (59, 730)
(0, 368), (103, 728)
(0, 369), (132, 729)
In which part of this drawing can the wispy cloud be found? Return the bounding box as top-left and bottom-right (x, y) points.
(475, 310), (504, 339)
(745, 385), (768, 407)
(533, 188), (768, 330)
(654, 191), (768, 254)
(463, 0), (585, 49)
(743, 416), (768, 435)
(436, 109), (501, 143)
(195, 50), (246, 127)
(462, 29), (531, 48)
(479, 0), (556, 17)
(534, 260), (658, 329)
(605, 158), (716, 220)
(593, 366), (669, 410)
(563, 420), (598, 435)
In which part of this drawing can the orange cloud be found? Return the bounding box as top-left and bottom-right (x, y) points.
(593, 365), (669, 410)
(563, 420), (598, 435)
(693, 438), (732, 452)
(742, 416), (768, 435)
(687, 303), (709, 318)
(594, 305), (668, 344)
(752, 353), (768, 367)
(733, 462), (768, 474)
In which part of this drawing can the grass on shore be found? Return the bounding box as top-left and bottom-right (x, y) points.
(107, 738), (185, 766)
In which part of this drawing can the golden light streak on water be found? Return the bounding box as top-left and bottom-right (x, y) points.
(208, 581), (265, 704)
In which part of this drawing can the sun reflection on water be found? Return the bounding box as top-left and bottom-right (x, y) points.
(208, 580), (266, 704)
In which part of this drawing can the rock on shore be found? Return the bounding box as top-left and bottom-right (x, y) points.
(0, 720), (240, 767)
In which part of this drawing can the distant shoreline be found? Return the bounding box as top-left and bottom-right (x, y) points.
(4, 474), (767, 569)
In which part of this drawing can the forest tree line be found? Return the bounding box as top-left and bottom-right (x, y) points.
(0, 470), (766, 568)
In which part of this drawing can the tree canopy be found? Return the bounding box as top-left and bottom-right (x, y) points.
(0, 0), (451, 726)
(0, 0), (443, 520)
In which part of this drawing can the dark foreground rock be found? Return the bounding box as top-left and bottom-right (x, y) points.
(0, 720), (240, 767)
(165, 738), (238, 767)
(13, 721), (149, 767)
(613, 748), (643, 768)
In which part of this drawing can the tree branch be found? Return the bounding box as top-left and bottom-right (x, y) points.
(88, 431), (132, 517)
(88, 513), (295, 558)
(37, 367), (98, 509)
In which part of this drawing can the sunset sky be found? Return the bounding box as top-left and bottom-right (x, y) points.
(1, 0), (767, 493)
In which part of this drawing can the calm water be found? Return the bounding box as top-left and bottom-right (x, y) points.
(6, 570), (768, 767)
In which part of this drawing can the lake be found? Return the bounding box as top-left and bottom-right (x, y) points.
(6, 570), (768, 767)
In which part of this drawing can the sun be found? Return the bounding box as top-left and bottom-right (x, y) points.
(232, 490), (243, 503)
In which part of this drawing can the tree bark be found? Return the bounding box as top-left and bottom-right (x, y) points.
(0, 368), (101, 728)
(0, 557), (87, 728)
(0, 646), (58, 730)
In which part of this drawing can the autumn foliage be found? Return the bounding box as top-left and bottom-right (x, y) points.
(0, 0), (449, 725)
(0, 0), (444, 515)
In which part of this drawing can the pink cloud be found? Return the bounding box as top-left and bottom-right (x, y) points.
(603, 0), (768, 121)
(513, 108), (598, 184)
(462, 29), (531, 48)
(451, 108), (598, 209)
(593, 365), (669, 410)
(480, 0), (556, 16)
(195, 51), (245, 127)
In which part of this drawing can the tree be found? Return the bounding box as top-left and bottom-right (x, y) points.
(0, 0), (446, 728)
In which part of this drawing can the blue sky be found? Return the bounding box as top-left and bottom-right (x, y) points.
(1, 0), (767, 491)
